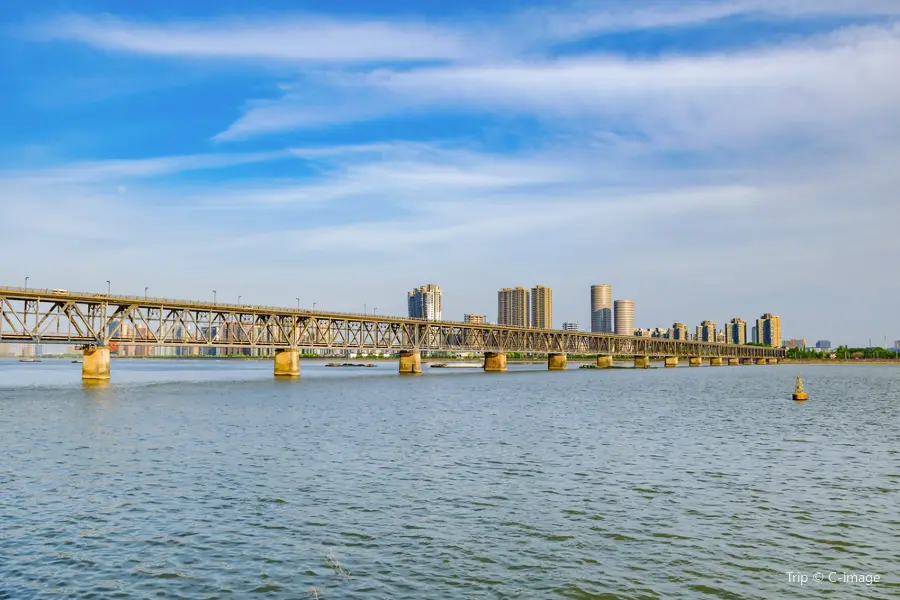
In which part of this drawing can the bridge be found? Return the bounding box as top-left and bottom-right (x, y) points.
(0, 286), (784, 380)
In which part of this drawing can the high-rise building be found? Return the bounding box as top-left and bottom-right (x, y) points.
(531, 285), (552, 329)
(755, 313), (782, 347)
(785, 339), (807, 349)
(696, 320), (716, 343)
(590, 284), (613, 333)
(670, 322), (688, 340)
(816, 340), (832, 349)
(894, 340), (900, 349)
(751, 326), (758, 344)
(614, 300), (634, 336)
(562, 322), (579, 331)
(726, 318), (747, 345)
(498, 287), (529, 327)
(464, 314), (486, 325)
(408, 284), (442, 321)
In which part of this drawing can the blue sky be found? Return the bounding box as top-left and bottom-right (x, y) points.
(3, 0), (900, 345)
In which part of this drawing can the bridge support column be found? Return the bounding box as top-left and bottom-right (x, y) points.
(484, 352), (507, 373)
(689, 356), (703, 367)
(82, 346), (110, 381)
(756, 358), (767, 365)
(634, 355), (650, 369)
(274, 349), (300, 378)
(728, 358), (740, 366)
(742, 358), (755, 365)
(596, 355), (613, 368)
(709, 357), (724, 367)
(399, 350), (422, 375)
(664, 357), (678, 368)
(767, 358), (779, 365)
(548, 353), (567, 371)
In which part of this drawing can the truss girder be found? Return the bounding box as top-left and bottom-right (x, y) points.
(0, 289), (784, 359)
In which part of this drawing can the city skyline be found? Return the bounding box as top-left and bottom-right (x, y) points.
(2, 2), (899, 346)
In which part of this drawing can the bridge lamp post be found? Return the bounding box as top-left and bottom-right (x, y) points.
(144, 287), (148, 300)
(296, 297), (300, 310)
(364, 303), (367, 315)
(373, 308), (378, 316)
(238, 295), (242, 304)
(106, 280), (110, 295)
(313, 302), (317, 311)
(24, 276), (28, 289)
(213, 290), (217, 304)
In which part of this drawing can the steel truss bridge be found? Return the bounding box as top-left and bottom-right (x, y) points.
(0, 287), (783, 360)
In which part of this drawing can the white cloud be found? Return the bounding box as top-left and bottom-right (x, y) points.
(216, 24), (900, 148)
(33, 13), (489, 63)
(1, 150), (290, 184)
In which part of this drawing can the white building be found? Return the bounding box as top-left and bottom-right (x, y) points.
(408, 284), (443, 321)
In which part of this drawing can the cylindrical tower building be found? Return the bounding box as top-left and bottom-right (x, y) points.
(614, 299), (634, 336)
(591, 284), (613, 333)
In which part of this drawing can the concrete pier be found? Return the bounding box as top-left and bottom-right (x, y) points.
(728, 358), (740, 366)
(274, 349), (300, 377)
(767, 358), (779, 365)
(756, 358), (767, 365)
(484, 352), (508, 372)
(398, 350), (422, 375)
(548, 353), (567, 371)
(634, 355), (650, 369)
(709, 357), (724, 367)
(689, 356), (703, 367)
(743, 358), (756, 365)
(596, 355), (613, 368)
(82, 346), (110, 381)
(664, 357), (678, 368)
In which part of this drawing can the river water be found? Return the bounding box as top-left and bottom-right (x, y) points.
(1, 359), (898, 599)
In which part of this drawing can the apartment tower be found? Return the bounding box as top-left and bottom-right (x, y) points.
(530, 285), (552, 329)
(591, 284), (613, 333)
(696, 320), (716, 343)
(755, 313), (782, 347)
(726, 318), (747, 345)
(407, 284), (443, 321)
(614, 300), (634, 336)
(498, 287), (529, 327)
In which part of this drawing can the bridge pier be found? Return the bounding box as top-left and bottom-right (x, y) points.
(728, 358), (740, 366)
(484, 352), (507, 373)
(709, 357), (724, 367)
(664, 357), (678, 368)
(82, 346), (110, 381)
(756, 358), (767, 365)
(399, 350), (422, 375)
(689, 356), (703, 367)
(767, 358), (779, 365)
(274, 349), (300, 377)
(596, 355), (613, 368)
(634, 355), (650, 369)
(548, 353), (567, 371)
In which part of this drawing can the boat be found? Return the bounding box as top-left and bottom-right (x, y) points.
(792, 375), (808, 401)
(18, 358), (41, 363)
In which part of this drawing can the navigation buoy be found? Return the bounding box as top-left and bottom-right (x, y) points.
(792, 375), (808, 401)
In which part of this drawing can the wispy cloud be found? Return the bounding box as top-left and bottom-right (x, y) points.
(216, 24), (900, 146)
(32, 13), (490, 63)
(1, 150), (290, 184)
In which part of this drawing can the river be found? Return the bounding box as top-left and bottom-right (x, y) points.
(1, 359), (898, 599)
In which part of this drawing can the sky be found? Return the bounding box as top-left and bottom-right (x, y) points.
(2, 0), (899, 346)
